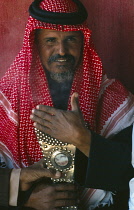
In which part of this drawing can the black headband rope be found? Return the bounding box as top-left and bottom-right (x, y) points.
(29, 0), (88, 25)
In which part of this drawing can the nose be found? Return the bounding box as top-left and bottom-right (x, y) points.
(56, 41), (67, 56)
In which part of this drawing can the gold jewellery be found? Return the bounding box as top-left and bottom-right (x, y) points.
(35, 128), (77, 210)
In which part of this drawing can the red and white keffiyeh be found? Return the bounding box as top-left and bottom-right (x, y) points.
(0, 0), (134, 209)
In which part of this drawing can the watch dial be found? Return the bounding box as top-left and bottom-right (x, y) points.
(54, 153), (69, 167)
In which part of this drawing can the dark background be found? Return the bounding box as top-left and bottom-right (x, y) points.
(0, 0), (134, 93)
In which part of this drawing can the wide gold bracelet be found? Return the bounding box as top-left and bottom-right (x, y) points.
(35, 128), (77, 209)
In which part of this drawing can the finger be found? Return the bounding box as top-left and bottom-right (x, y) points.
(29, 158), (45, 169)
(37, 157), (45, 166)
(55, 199), (77, 208)
(20, 168), (61, 191)
(30, 114), (52, 128)
(31, 109), (54, 122)
(71, 92), (80, 112)
(55, 191), (77, 200)
(33, 122), (52, 135)
(36, 105), (57, 115)
(21, 168), (61, 183)
(55, 183), (76, 191)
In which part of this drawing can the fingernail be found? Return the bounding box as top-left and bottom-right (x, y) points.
(33, 122), (36, 126)
(30, 114), (33, 119)
(55, 171), (61, 177)
(32, 109), (35, 113)
(36, 105), (40, 109)
(75, 92), (78, 97)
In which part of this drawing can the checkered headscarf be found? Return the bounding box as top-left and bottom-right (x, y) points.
(0, 4), (134, 209)
(0, 0), (133, 167)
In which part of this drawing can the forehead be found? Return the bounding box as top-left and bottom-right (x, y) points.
(35, 29), (83, 39)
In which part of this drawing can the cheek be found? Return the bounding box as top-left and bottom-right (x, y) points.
(73, 48), (82, 62)
(39, 48), (51, 65)
(70, 43), (82, 56)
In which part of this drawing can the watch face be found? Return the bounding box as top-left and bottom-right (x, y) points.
(54, 153), (69, 167)
(51, 150), (73, 171)
(35, 128), (76, 184)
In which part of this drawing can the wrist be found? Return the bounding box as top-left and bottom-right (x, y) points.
(76, 128), (91, 157)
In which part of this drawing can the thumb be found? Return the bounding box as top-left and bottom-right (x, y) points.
(71, 92), (80, 112)
(20, 168), (61, 191)
(32, 168), (61, 180)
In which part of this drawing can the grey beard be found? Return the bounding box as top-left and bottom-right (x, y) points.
(49, 71), (74, 83)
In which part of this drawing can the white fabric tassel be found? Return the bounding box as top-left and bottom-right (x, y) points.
(87, 190), (113, 210)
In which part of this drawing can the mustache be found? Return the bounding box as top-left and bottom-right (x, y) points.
(48, 54), (75, 64)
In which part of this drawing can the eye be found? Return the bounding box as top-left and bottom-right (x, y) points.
(45, 38), (56, 45)
(66, 36), (77, 42)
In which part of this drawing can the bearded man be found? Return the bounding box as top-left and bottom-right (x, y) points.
(0, 0), (134, 209)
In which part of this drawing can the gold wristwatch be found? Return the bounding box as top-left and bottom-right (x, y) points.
(35, 128), (78, 210)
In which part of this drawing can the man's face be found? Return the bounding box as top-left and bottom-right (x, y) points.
(36, 29), (83, 82)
